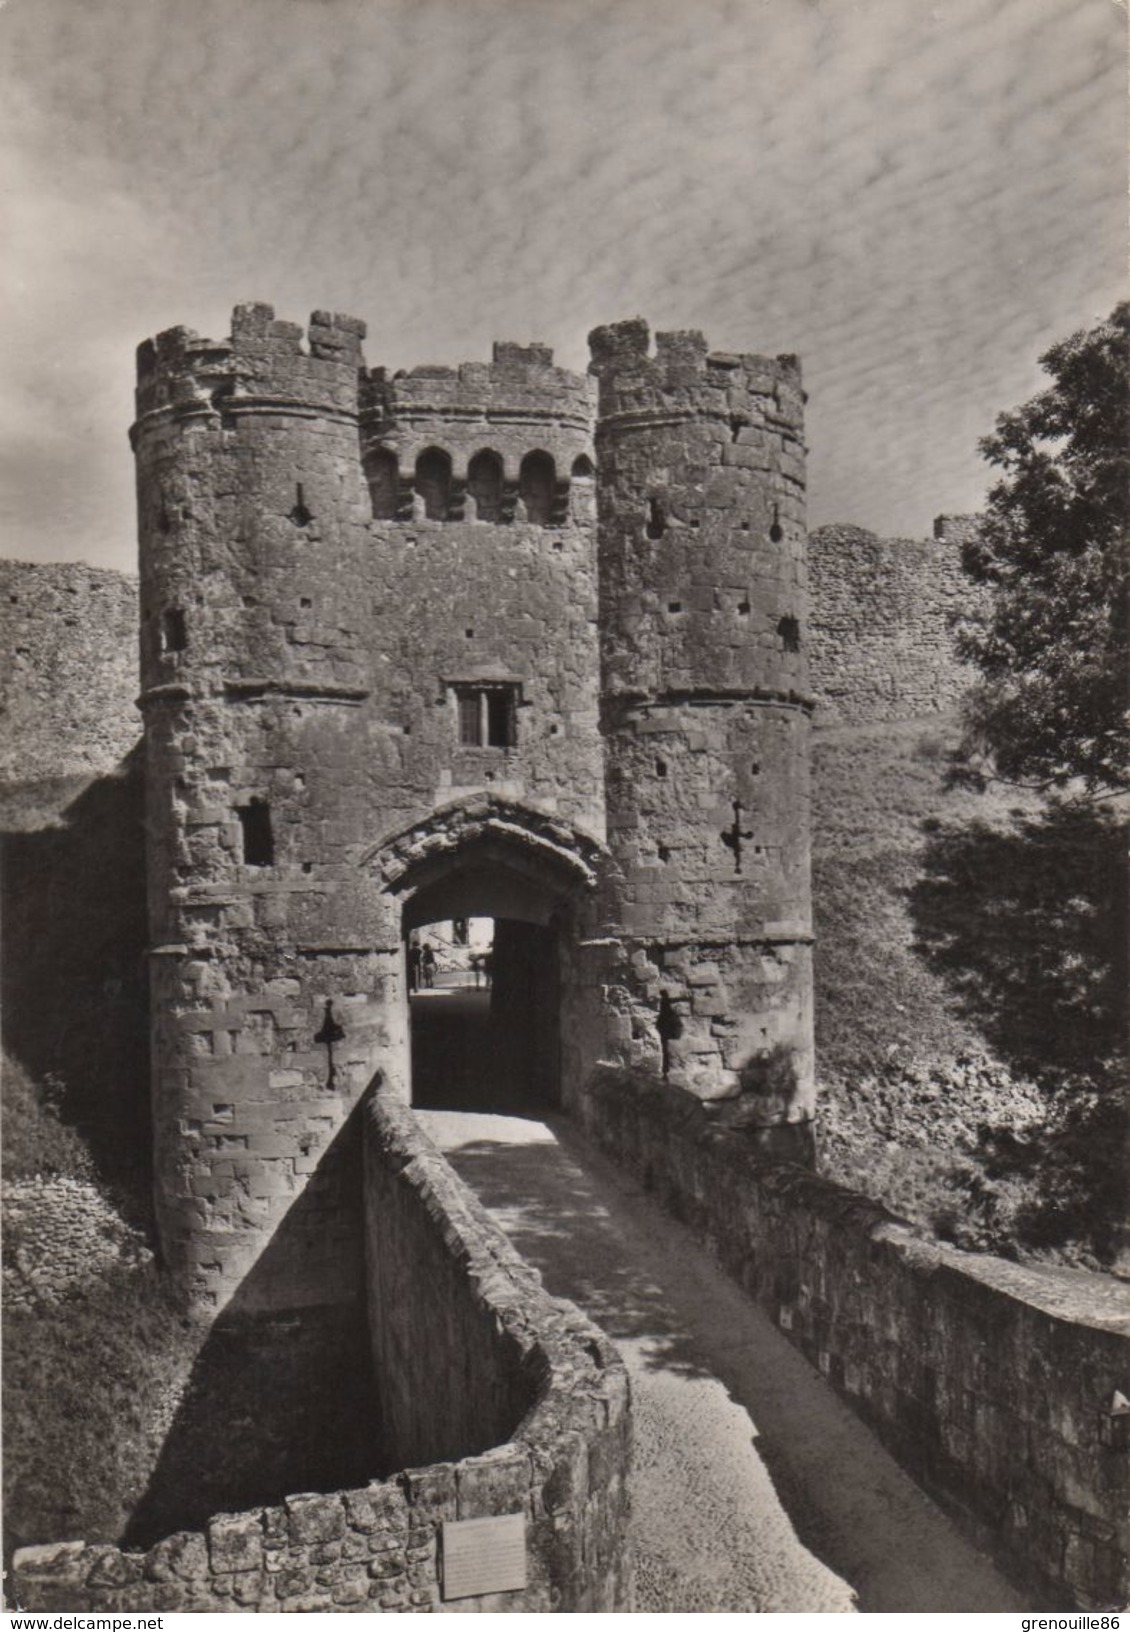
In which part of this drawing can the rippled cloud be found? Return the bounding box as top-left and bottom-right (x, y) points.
(1, 0), (1123, 566)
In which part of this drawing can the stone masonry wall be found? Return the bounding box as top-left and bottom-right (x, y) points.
(579, 1067), (1130, 1610)
(2, 1177), (152, 1312)
(0, 517), (983, 793)
(0, 559), (140, 781)
(807, 515), (984, 724)
(589, 321), (815, 1148)
(0, 514), (983, 794)
(11, 1090), (632, 1613)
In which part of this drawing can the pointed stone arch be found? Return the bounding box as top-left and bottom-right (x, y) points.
(365, 798), (607, 1111)
(367, 795), (605, 901)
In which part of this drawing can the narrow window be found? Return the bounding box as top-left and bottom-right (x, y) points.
(778, 615), (801, 653)
(366, 449), (399, 520)
(415, 447), (452, 521)
(237, 799), (274, 867)
(458, 693), (481, 746)
(161, 608), (187, 653)
(519, 450), (555, 526)
(647, 499), (666, 540)
(486, 689), (513, 747)
(454, 685), (518, 748)
(468, 450), (504, 523)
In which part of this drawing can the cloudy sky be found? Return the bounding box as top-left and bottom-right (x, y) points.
(1, 0), (1124, 573)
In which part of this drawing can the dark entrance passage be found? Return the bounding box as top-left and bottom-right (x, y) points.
(409, 917), (560, 1112)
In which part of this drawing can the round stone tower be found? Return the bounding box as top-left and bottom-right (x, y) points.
(589, 319), (815, 1156)
(132, 303), (389, 1314)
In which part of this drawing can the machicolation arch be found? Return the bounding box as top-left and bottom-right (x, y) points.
(367, 797), (606, 897)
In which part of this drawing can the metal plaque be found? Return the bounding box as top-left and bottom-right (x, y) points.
(440, 1513), (528, 1602)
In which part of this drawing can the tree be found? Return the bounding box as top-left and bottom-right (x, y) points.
(957, 303), (1130, 796)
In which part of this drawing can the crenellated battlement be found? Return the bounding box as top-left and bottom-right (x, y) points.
(133, 303), (368, 427)
(588, 318), (804, 437)
(358, 337), (595, 515)
(361, 340), (595, 434)
(933, 512), (983, 548)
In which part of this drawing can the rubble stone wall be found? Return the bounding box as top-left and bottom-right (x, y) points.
(11, 1091), (632, 1614)
(0, 559), (140, 781)
(808, 515), (984, 723)
(579, 1068), (1130, 1610)
(0, 515), (984, 795)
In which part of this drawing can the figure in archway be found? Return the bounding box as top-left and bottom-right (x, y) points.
(657, 989), (683, 1078)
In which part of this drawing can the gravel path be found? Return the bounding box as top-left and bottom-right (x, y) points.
(418, 1107), (1032, 1615)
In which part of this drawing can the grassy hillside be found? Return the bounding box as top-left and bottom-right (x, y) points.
(3, 1262), (197, 1564)
(1, 760), (151, 1221)
(812, 716), (1126, 1271)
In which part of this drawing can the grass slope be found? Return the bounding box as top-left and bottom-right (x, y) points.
(812, 716), (1126, 1269)
(3, 1266), (199, 1564)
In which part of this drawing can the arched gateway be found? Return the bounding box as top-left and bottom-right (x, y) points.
(367, 799), (606, 1111)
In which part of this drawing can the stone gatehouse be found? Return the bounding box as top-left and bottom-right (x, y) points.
(134, 303), (815, 1312)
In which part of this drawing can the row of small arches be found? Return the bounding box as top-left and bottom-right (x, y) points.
(366, 448), (595, 526)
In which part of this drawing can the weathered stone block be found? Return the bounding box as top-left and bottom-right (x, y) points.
(286, 1492), (347, 1547)
(456, 1445), (532, 1518)
(275, 1565), (313, 1599)
(12, 1540), (88, 1582)
(86, 1550), (144, 1589)
(231, 1568), (266, 1605)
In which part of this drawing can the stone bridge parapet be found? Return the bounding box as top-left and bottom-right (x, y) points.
(11, 1091), (632, 1614)
(579, 1066), (1130, 1609)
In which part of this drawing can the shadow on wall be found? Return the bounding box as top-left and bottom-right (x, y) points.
(0, 749), (151, 1217)
(124, 1112), (385, 1549)
(908, 802), (1128, 1256)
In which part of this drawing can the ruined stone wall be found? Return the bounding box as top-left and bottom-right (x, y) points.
(0, 559), (140, 781)
(580, 1068), (1130, 1610)
(2, 1177), (151, 1312)
(808, 515), (983, 724)
(11, 1092), (632, 1614)
(588, 321), (814, 1150)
